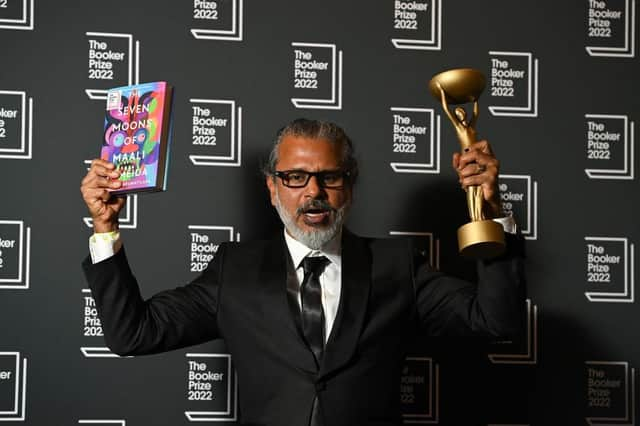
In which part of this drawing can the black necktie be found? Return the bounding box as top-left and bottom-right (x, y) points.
(300, 256), (329, 365)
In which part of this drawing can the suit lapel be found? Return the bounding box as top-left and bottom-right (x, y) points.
(259, 234), (318, 374)
(319, 230), (371, 379)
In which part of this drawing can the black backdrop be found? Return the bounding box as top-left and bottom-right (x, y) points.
(0, 1), (638, 425)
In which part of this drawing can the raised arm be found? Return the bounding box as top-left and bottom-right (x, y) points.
(81, 245), (224, 356)
(414, 138), (525, 336)
(412, 234), (525, 338)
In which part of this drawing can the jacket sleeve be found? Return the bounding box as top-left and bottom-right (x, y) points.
(412, 233), (526, 338)
(81, 244), (226, 356)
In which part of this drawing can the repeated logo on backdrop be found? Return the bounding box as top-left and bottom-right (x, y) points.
(0, 220), (31, 290)
(487, 51), (539, 118)
(389, 230), (440, 270)
(585, 361), (636, 425)
(584, 236), (635, 303)
(0, 0), (34, 31)
(389, 108), (441, 174)
(85, 32), (140, 100)
(586, 0), (636, 58)
(400, 357), (439, 424)
(291, 42), (343, 110)
(584, 114), (635, 180)
(0, 89), (33, 160)
(498, 175), (539, 240)
(391, 0), (441, 50)
(188, 225), (240, 274)
(0, 351), (27, 421)
(189, 99), (243, 167)
(80, 288), (114, 358)
(190, 0), (243, 41)
(184, 353), (238, 422)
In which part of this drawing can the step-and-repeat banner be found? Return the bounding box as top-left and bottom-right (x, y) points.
(0, 1), (638, 425)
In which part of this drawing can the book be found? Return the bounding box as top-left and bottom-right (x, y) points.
(101, 81), (173, 194)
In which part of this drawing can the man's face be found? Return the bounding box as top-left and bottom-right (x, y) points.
(266, 135), (352, 249)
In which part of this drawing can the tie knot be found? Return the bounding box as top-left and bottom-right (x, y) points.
(302, 256), (329, 276)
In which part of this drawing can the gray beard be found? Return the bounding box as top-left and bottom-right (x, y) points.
(274, 190), (348, 250)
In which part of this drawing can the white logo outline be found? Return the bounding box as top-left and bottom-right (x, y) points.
(85, 32), (140, 101)
(0, 220), (31, 289)
(488, 51), (539, 118)
(291, 42), (343, 110)
(187, 225), (240, 243)
(184, 353), (238, 422)
(498, 174), (538, 240)
(586, 0), (636, 58)
(401, 357), (439, 424)
(0, 90), (33, 160)
(189, 99), (242, 167)
(80, 289), (127, 358)
(389, 231), (440, 271)
(191, 0), (243, 41)
(584, 236), (635, 303)
(391, 0), (442, 51)
(585, 361), (636, 425)
(0, 0), (34, 31)
(389, 108), (441, 174)
(0, 352), (27, 421)
(585, 114), (635, 180)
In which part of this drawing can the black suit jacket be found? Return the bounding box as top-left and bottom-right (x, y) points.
(82, 230), (525, 426)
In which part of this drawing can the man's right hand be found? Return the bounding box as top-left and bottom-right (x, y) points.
(80, 159), (126, 233)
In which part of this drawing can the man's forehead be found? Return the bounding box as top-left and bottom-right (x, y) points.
(279, 134), (333, 147)
(277, 135), (341, 163)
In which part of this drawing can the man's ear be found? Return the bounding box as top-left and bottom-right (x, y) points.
(266, 176), (277, 206)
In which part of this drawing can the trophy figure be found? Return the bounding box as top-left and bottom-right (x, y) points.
(429, 68), (505, 259)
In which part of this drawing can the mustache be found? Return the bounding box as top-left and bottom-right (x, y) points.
(296, 199), (335, 215)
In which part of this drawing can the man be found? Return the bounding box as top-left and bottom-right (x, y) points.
(81, 118), (524, 426)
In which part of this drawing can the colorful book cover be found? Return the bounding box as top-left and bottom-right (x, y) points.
(101, 81), (173, 194)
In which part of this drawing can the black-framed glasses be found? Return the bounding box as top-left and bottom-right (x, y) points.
(274, 169), (350, 188)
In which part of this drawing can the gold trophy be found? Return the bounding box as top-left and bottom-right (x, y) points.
(428, 68), (505, 259)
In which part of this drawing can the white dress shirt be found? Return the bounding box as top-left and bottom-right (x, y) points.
(283, 230), (342, 344)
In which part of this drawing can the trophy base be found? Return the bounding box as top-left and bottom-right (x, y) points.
(457, 220), (506, 259)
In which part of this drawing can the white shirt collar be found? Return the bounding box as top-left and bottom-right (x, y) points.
(283, 228), (342, 271)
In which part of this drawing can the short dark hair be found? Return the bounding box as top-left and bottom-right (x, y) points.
(263, 118), (358, 184)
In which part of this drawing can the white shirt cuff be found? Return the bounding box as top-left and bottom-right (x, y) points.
(89, 231), (122, 264)
(493, 215), (518, 235)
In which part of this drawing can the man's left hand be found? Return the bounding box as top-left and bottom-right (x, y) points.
(452, 140), (502, 218)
